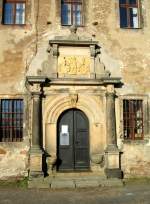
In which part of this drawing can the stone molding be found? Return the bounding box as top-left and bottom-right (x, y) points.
(43, 94), (102, 124)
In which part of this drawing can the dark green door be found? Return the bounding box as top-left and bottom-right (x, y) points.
(57, 109), (89, 171)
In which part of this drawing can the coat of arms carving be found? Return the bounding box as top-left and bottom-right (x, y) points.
(58, 56), (90, 75)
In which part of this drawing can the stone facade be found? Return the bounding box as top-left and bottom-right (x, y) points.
(0, 0), (150, 180)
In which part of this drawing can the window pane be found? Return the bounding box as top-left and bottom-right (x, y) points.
(0, 99), (23, 142)
(120, 7), (128, 28)
(129, 0), (137, 4)
(123, 100), (143, 140)
(73, 4), (82, 25)
(4, 3), (14, 24)
(15, 3), (25, 24)
(61, 3), (71, 25)
(129, 7), (139, 28)
(119, 0), (127, 4)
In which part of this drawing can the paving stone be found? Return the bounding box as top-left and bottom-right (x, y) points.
(51, 180), (75, 189)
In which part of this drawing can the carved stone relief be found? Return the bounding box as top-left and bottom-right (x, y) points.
(69, 93), (78, 107)
(58, 56), (90, 75)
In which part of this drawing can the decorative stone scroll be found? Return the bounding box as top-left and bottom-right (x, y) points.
(58, 56), (90, 75)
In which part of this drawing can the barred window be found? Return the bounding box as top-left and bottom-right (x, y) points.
(123, 99), (144, 140)
(3, 0), (26, 25)
(0, 99), (23, 142)
(61, 0), (83, 26)
(119, 0), (140, 28)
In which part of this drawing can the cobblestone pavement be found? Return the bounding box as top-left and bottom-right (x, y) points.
(0, 183), (150, 204)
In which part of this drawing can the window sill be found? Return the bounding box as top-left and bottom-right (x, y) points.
(0, 24), (31, 30)
(120, 27), (142, 30)
(61, 24), (85, 28)
(122, 139), (148, 145)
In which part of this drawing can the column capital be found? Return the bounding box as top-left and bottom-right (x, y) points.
(30, 83), (42, 95)
(106, 92), (115, 98)
(26, 76), (47, 84)
(106, 84), (115, 92)
(26, 76), (48, 94)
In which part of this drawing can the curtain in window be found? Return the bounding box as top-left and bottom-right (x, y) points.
(73, 4), (82, 25)
(3, 1), (25, 24)
(119, 0), (139, 28)
(15, 3), (25, 24)
(61, 0), (82, 26)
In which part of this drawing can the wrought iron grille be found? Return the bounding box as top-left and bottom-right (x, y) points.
(123, 99), (143, 140)
(0, 99), (23, 142)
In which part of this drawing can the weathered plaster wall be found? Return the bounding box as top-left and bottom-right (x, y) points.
(122, 143), (150, 177)
(0, 0), (150, 178)
(1, 0), (150, 92)
(0, 0), (37, 93)
(26, 0), (150, 93)
(0, 0), (35, 179)
(0, 144), (29, 179)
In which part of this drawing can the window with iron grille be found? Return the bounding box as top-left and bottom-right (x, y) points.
(0, 99), (23, 142)
(119, 0), (141, 28)
(2, 0), (26, 25)
(123, 99), (144, 140)
(61, 0), (83, 26)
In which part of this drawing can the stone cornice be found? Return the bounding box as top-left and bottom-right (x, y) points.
(102, 77), (122, 84)
(49, 40), (99, 46)
(26, 76), (122, 87)
(47, 77), (122, 86)
(26, 76), (48, 85)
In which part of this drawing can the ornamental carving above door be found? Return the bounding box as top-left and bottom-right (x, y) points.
(58, 56), (90, 75)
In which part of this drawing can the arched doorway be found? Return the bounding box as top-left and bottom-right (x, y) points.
(57, 108), (90, 171)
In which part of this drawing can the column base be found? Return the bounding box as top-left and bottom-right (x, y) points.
(105, 145), (123, 179)
(29, 146), (44, 178)
(47, 156), (57, 175)
(105, 168), (123, 179)
(105, 144), (119, 152)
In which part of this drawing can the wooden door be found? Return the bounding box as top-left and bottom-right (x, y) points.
(57, 109), (89, 171)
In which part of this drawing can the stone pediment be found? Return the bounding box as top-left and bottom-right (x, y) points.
(41, 26), (110, 79)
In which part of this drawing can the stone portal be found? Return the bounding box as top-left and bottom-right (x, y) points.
(27, 27), (123, 180)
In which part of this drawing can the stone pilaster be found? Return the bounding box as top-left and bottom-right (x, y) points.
(106, 91), (117, 150)
(52, 44), (59, 78)
(31, 90), (42, 151)
(90, 45), (96, 79)
(105, 85), (122, 179)
(27, 76), (47, 177)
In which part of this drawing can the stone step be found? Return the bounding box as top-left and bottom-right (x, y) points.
(28, 176), (123, 189)
(51, 180), (75, 189)
(52, 171), (105, 178)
